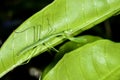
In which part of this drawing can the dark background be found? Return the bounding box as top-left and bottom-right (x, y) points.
(0, 0), (54, 80)
(0, 0), (120, 80)
(0, 0), (53, 44)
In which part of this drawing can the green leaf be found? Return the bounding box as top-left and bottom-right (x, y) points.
(0, 0), (120, 78)
(55, 35), (102, 60)
(43, 40), (120, 80)
(42, 35), (102, 78)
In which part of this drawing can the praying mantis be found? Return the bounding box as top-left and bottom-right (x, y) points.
(0, 0), (120, 78)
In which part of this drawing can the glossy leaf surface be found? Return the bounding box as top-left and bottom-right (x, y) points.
(0, 0), (120, 78)
(42, 35), (102, 78)
(43, 40), (120, 80)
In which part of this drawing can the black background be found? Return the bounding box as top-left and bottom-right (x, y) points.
(0, 0), (120, 80)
